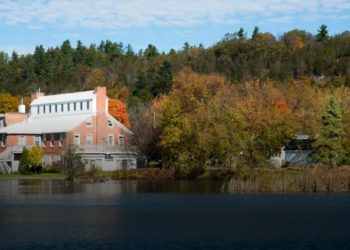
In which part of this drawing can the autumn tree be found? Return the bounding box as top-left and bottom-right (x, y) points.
(108, 99), (131, 127)
(232, 80), (298, 167)
(0, 94), (20, 113)
(152, 68), (240, 177)
(84, 68), (106, 90)
(28, 146), (44, 173)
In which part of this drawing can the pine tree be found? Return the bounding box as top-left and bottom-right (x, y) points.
(238, 28), (245, 39)
(310, 96), (346, 167)
(252, 26), (260, 40)
(316, 24), (329, 42)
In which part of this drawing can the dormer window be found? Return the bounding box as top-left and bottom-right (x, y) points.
(108, 120), (113, 127)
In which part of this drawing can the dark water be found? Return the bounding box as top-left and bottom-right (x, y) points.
(1, 180), (350, 249)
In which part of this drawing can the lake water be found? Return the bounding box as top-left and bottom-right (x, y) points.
(1, 179), (350, 249)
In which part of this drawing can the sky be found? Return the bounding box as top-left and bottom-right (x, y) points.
(0, 0), (350, 56)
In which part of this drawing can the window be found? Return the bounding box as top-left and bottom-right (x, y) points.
(61, 104), (64, 112)
(86, 134), (92, 146)
(55, 104), (57, 113)
(80, 102), (83, 110)
(118, 135), (125, 147)
(108, 120), (113, 127)
(18, 136), (25, 146)
(50, 134), (54, 147)
(38, 106), (40, 114)
(43, 106), (46, 113)
(1, 134), (6, 147)
(0, 120), (3, 127)
(87, 101), (90, 110)
(87, 119), (92, 127)
(42, 135), (46, 148)
(59, 134), (63, 147)
(49, 105), (52, 113)
(67, 103), (70, 112)
(74, 103), (76, 111)
(74, 134), (80, 145)
(108, 135), (114, 145)
(34, 135), (40, 146)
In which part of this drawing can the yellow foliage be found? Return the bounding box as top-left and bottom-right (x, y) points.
(0, 94), (20, 113)
(28, 146), (44, 167)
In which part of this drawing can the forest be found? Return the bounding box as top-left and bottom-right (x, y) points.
(1, 25), (350, 176)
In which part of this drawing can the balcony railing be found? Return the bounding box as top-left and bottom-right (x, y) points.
(77, 144), (126, 153)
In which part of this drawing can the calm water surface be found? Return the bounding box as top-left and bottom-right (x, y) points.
(1, 179), (350, 250)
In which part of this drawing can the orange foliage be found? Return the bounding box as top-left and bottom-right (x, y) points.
(108, 99), (131, 128)
(289, 36), (304, 51)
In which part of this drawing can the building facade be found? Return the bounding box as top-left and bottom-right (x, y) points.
(0, 87), (136, 174)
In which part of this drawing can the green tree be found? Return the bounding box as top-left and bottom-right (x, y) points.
(310, 96), (346, 167)
(238, 28), (245, 39)
(20, 147), (30, 174)
(62, 145), (85, 181)
(152, 61), (173, 96)
(144, 44), (160, 59)
(252, 26), (260, 40)
(316, 24), (329, 42)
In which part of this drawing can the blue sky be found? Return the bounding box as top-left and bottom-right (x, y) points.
(1, 0), (350, 55)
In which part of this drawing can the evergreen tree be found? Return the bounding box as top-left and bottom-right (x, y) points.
(252, 26), (260, 40)
(125, 44), (134, 57)
(316, 24), (329, 42)
(33, 45), (45, 75)
(20, 147), (30, 174)
(238, 28), (245, 39)
(310, 96), (346, 167)
(74, 40), (86, 65)
(144, 44), (159, 59)
(152, 61), (173, 96)
(134, 72), (147, 95)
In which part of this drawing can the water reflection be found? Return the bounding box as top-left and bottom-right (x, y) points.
(0, 179), (225, 197)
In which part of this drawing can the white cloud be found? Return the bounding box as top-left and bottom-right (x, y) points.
(0, 45), (35, 56)
(267, 16), (294, 23)
(0, 0), (349, 29)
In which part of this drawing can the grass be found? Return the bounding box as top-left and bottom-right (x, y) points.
(0, 173), (67, 179)
(226, 166), (350, 193)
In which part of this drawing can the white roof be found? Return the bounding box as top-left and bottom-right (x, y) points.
(31, 91), (96, 106)
(0, 113), (93, 134)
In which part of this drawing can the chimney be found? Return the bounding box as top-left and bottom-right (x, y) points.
(95, 86), (107, 112)
(18, 97), (26, 113)
(31, 89), (45, 102)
